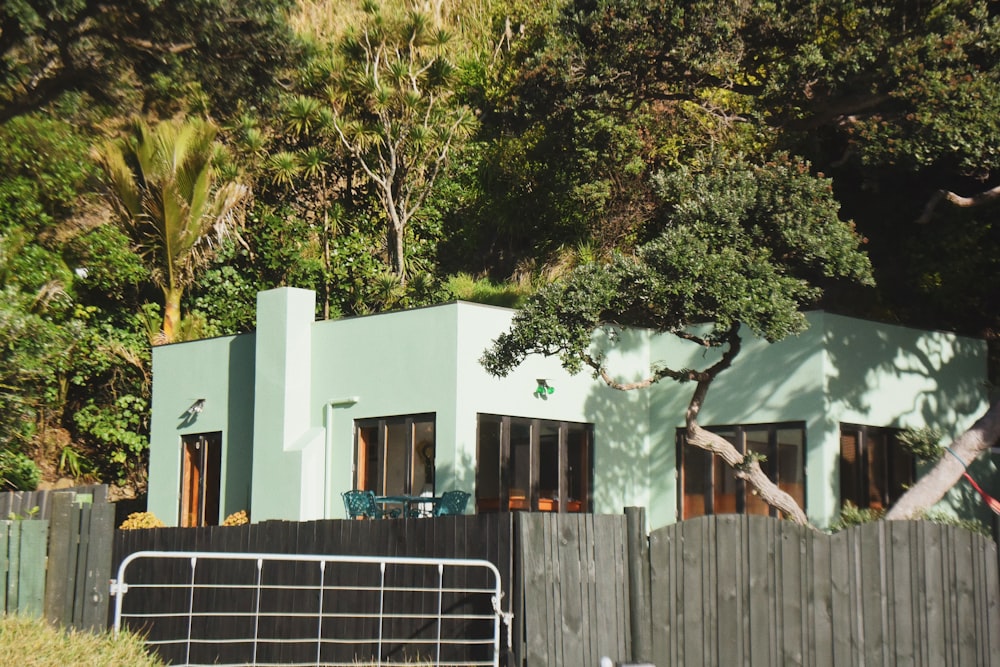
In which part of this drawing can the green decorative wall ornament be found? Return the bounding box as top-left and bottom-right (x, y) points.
(535, 379), (555, 396)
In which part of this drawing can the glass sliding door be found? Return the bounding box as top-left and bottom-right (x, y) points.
(354, 414), (435, 497)
(678, 422), (807, 519)
(475, 414), (594, 513)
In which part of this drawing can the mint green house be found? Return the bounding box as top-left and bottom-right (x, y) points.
(146, 287), (991, 530)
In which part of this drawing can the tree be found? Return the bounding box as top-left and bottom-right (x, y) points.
(95, 117), (249, 343)
(482, 151), (874, 525)
(0, 0), (300, 121)
(475, 0), (1000, 523)
(327, 2), (476, 284)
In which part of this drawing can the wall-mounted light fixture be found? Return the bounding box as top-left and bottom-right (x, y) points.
(186, 398), (206, 415)
(535, 379), (555, 396)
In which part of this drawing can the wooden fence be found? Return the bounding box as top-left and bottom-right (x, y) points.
(0, 488), (115, 631)
(0, 484), (107, 520)
(111, 514), (518, 664)
(0, 505), (988, 666)
(648, 515), (1000, 667)
(0, 519), (47, 616)
(516, 512), (633, 666)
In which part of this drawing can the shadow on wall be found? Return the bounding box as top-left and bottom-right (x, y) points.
(825, 324), (986, 424)
(824, 322), (995, 525)
(227, 333), (256, 517)
(582, 323), (819, 515)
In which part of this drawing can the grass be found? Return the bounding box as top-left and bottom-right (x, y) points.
(0, 614), (164, 667)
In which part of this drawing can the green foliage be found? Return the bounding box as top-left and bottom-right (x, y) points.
(191, 264), (260, 336)
(95, 116), (250, 341)
(831, 503), (990, 537)
(328, 0), (477, 282)
(483, 151), (873, 378)
(830, 502), (885, 531)
(445, 273), (531, 308)
(73, 395), (149, 486)
(0, 0), (302, 121)
(898, 426), (945, 462)
(66, 224), (149, 301)
(0, 450), (41, 491)
(918, 509), (991, 538)
(0, 114), (94, 235)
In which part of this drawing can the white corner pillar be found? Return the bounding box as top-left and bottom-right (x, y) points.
(250, 287), (323, 521)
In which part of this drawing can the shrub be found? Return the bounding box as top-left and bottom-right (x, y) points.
(0, 450), (40, 491)
(119, 511), (165, 530)
(222, 510), (249, 526)
(830, 502), (884, 531)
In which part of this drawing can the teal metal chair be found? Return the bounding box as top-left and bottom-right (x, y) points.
(433, 490), (470, 517)
(342, 490), (400, 519)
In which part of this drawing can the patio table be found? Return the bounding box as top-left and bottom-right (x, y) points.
(375, 495), (440, 518)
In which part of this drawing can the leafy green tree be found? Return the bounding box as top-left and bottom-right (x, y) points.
(476, 0), (1000, 523)
(0, 0), (300, 121)
(95, 117), (250, 343)
(0, 111), (97, 486)
(327, 1), (477, 284)
(482, 152), (873, 525)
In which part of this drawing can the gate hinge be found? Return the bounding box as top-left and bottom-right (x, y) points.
(109, 579), (128, 596)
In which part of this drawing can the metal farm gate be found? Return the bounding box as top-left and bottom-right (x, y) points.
(111, 551), (510, 667)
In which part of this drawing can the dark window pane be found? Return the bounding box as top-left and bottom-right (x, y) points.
(840, 429), (862, 507)
(476, 416), (502, 512)
(744, 429), (770, 516)
(566, 424), (591, 513)
(412, 420), (435, 494)
(509, 420), (531, 510)
(538, 422), (559, 511)
(839, 424), (913, 512)
(683, 445), (711, 519)
(777, 428), (805, 509)
(354, 414), (435, 498)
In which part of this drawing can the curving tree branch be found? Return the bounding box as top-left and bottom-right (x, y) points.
(916, 183), (1000, 224)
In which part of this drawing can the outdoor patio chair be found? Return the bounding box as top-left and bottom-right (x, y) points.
(433, 490), (470, 517)
(341, 490), (400, 519)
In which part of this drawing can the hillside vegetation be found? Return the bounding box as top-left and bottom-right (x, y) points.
(1, 0), (997, 495)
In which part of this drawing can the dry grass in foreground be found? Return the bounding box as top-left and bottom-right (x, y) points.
(0, 614), (164, 667)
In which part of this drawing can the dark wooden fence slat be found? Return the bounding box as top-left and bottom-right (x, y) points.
(17, 519), (48, 616)
(43, 493), (74, 626)
(715, 514), (744, 667)
(625, 507), (652, 662)
(6, 520), (20, 611)
(70, 504), (92, 626)
(749, 516), (769, 665)
(0, 522), (9, 613)
(80, 502), (115, 631)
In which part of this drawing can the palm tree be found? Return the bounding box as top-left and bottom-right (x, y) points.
(96, 118), (249, 343)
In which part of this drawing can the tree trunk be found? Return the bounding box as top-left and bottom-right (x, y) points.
(885, 397), (1000, 520)
(162, 286), (183, 344)
(685, 422), (811, 525)
(388, 219), (406, 286)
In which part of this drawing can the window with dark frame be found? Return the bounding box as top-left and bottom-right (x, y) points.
(179, 432), (222, 527)
(839, 423), (915, 511)
(476, 414), (593, 514)
(677, 423), (806, 519)
(354, 414), (435, 497)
